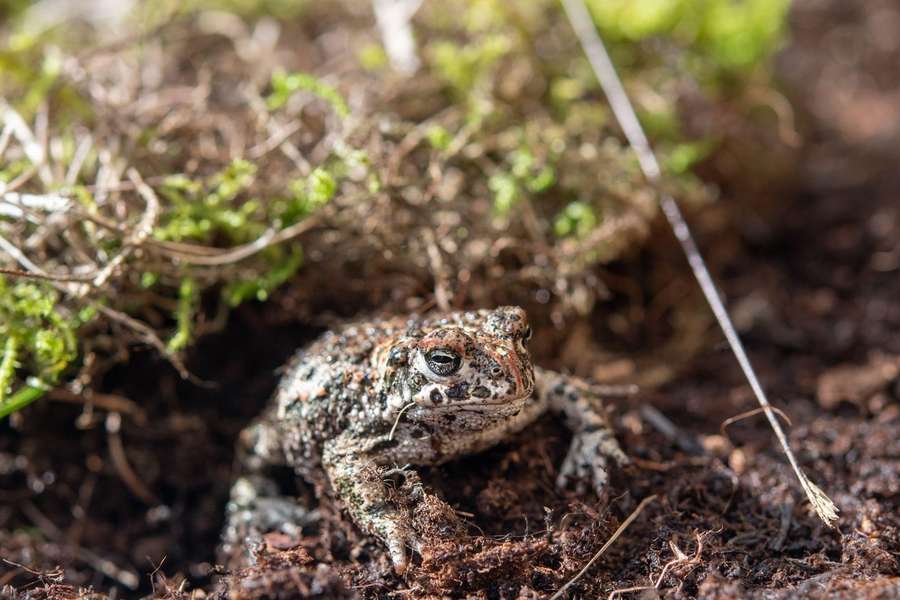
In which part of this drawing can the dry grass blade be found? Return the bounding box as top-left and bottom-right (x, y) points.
(549, 494), (657, 600)
(0, 232), (48, 275)
(720, 406), (793, 437)
(105, 412), (159, 505)
(0, 267), (93, 283)
(82, 168), (160, 295)
(560, 0), (839, 527)
(148, 215), (320, 266)
(92, 303), (191, 380)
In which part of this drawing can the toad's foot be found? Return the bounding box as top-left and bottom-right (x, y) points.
(535, 366), (630, 497)
(557, 426), (630, 496)
(220, 474), (319, 566)
(324, 437), (421, 573)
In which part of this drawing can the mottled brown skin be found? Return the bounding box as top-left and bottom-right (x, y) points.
(222, 307), (628, 571)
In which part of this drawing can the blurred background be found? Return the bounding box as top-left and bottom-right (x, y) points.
(0, 1), (898, 597)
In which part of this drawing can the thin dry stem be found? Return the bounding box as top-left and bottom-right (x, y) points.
(720, 406), (793, 437)
(549, 494), (658, 600)
(560, 0), (838, 527)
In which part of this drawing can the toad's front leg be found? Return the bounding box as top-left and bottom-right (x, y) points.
(535, 366), (630, 496)
(323, 435), (420, 573)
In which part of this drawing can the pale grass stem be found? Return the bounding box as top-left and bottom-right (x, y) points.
(560, 0), (838, 528)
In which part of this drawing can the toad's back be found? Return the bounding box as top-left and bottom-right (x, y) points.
(270, 317), (408, 466)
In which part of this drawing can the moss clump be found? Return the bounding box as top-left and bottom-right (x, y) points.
(0, 278), (89, 416)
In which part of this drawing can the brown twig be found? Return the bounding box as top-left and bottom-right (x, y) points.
(47, 388), (147, 424)
(148, 215), (320, 266)
(0, 267), (94, 283)
(92, 303), (191, 379)
(105, 412), (159, 505)
(720, 406), (793, 438)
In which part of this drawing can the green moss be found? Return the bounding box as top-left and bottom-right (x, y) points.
(0, 384), (48, 420)
(358, 43), (388, 71)
(488, 173), (519, 216)
(0, 23), (92, 123)
(224, 246), (303, 306)
(426, 125), (453, 151)
(490, 141), (558, 216)
(587, 0), (790, 73)
(665, 139), (716, 174)
(0, 277), (87, 417)
(429, 34), (512, 101)
(185, 0), (307, 18)
(267, 70), (350, 118)
(167, 278), (198, 353)
(0, 337), (19, 405)
(695, 0), (791, 71)
(554, 201), (598, 238)
(155, 160), (262, 244)
(0, 0), (31, 21)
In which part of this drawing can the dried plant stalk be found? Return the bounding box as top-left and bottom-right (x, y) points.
(560, 0), (838, 527)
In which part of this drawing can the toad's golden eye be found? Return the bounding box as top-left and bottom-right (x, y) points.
(425, 348), (462, 376)
(522, 326), (532, 341)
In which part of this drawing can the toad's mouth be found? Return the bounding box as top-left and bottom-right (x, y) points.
(422, 394), (533, 409)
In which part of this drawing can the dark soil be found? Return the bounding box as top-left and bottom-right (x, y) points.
(2, 1), (900, 598)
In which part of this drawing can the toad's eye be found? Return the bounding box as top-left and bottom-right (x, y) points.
(522, 326), (532, 342)
(425, 348), (462, 376)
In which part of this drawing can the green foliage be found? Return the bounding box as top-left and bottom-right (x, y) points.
(588, 0), (791, 73)
(267, 70), (350, 118)
(221, 166), (339, 306)
(0, 277), (87, 417)
(577, 0), (790, 183)
(188, 0), (307, 18)
(426, 125), (452, 151)
(697, 0), (791, 70)
(0, 1), (93, 122)
(429, 34), (511, 100)
(19, 49), (61, 116)
(167, 278), (198, 352)
(490, 145), (556, 216)
(273, 167), (337, 226)
(665, 139), (716, 174)
(155, 160), (262, 244)
(554, 201), (598, 238)
(0, 0), (31, 21)
(488, 173), (519, 216)
(358, 43), (388, 71)
(0, 43), (89, 121)
(224, 246), (303, 305)
(588, 0), (683, 41)
(306, 168), (337, 209)
(0, 384), (46, 420)
(0, 338), (19, 409)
